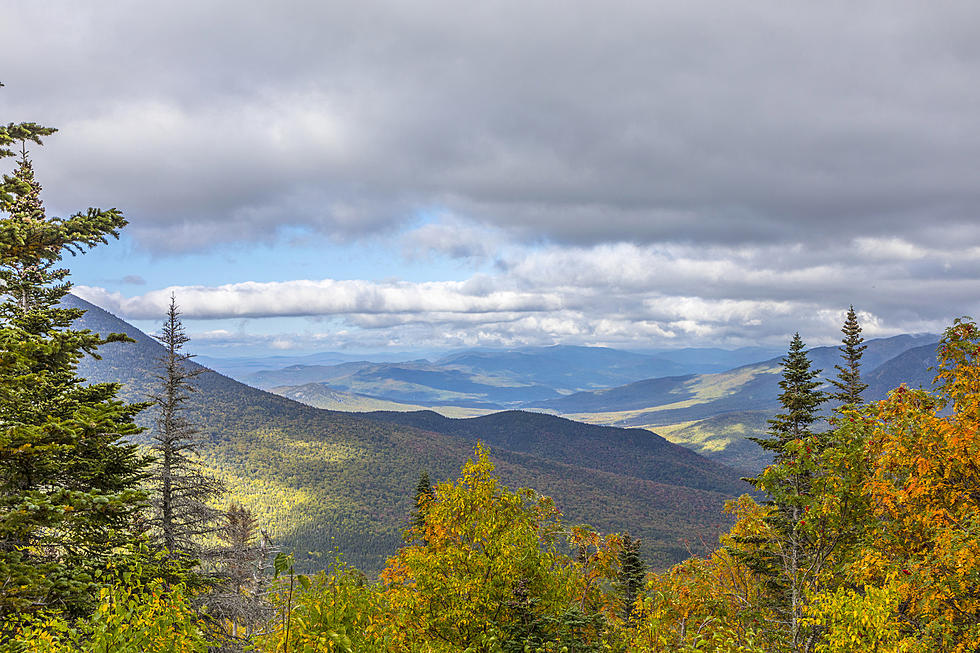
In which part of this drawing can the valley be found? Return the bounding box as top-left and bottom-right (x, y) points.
(221, 325), (938, 473)
(67, 294), (751, 572)
(66, 291), (942, 574)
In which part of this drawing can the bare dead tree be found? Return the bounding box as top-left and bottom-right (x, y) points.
(203, 503), (275, 651)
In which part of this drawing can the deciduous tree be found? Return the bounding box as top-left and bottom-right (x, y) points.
(845, 319), (980, 652)
(380, 443), (619, 651)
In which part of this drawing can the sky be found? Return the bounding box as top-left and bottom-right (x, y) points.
(4, 1), (980, 357)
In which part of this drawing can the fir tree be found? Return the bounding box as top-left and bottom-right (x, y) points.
(829, 305), (867, 407)
(0, 118), (148, 620)
(616, 533), (647, 624)
(740, 333), (828, 653)
(410, 471), (434, 543)
(147, 296), (224, 559)
(749, 333), (827, 462)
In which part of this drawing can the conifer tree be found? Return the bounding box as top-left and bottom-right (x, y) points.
(205, 502), (273, 650)
(829, 305), (867, 407)
(749, 333), (827, 462)
(410, 471), (434, 543)
(740, 333), (828, 653)
(147, 296), (224, 559)
(616, 533), (646, 624)
(0, 113), (148, 620)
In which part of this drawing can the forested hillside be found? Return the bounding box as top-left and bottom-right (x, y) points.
(361, 409), (747, 495)
(65, 293), (747, 571)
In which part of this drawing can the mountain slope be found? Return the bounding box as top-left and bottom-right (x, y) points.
(248, 360), (560, 407)
(533, 335), (939, 471)
(865, 343), (938, 399)
(64, 294), (747, 571)
(270, 382), (497, 417)
(362, 410), (747, 495)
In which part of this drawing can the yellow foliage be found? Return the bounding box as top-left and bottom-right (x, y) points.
(623, 495), (773, 652)
(9, 580), (210, 652)
(805, 578), (909, 653)
(848, 319), (980, 652)
(379, 442), (617, 651)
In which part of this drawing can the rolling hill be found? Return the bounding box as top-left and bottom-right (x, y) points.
(242, 344), (784, 406)
(64, 294), (750, 572)
(269, 382), (497, 417)
(531, 335), (938, 471)
(360, 410), (748, 495)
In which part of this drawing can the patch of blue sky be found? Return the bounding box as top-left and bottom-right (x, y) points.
(67, 219), (490, 296)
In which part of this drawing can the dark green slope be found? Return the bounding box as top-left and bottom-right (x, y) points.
(864, 343), (938, 399)
(64, 294), (744, 571)
(362, 409), (748, 496)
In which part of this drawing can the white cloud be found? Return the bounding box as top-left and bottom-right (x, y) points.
(401, 216), (505, 261)
(73, 279), (563, 320)
(73, 230), (980, 353)
(854, 237), (928, 261)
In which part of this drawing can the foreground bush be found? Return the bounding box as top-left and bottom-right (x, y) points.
(8, 579), (210, 652)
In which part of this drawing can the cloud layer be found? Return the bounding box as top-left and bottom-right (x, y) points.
(76, 236), (972, 351)
(7, 2), (980, 352)
(6, 1), (980, 252)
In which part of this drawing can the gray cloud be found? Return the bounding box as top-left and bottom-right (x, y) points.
(4, 1), (980, 252)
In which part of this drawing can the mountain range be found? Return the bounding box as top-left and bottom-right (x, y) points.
(65, 294), (752, 573)
(239, 333), (939, 472)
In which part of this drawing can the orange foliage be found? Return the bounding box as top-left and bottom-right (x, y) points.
(854, 318), (980, 651)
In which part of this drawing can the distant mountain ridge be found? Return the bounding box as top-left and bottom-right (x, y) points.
(63, 293), (749, 571)
(259, 329), (940, 473)
(535, 334), (939, 471)
(235, 344), (786, 406)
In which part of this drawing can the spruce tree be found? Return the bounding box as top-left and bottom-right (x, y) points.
(0, 116), (148, 619)
(616, 533), (646, 624)
(829, 305), (867, 407)
(147, 296), (224, 559)
(749, 333), (827, 462)
(740, 333), (828, 653)
(410, 471), (434, 543)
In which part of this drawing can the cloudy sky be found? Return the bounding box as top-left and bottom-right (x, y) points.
(5, 1), (980, 356)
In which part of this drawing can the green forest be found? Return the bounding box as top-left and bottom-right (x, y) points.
(3, 105), (980, 653)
